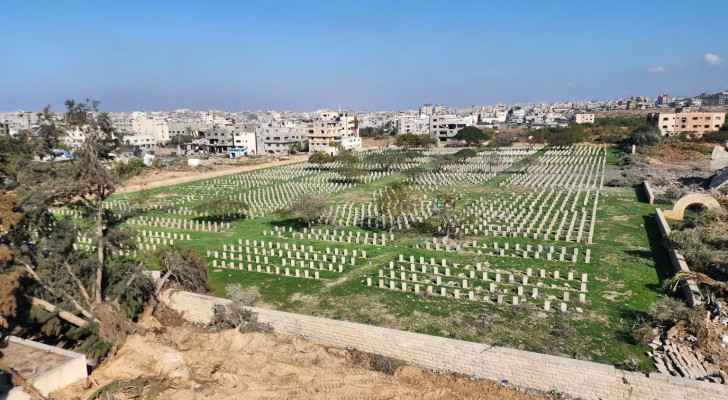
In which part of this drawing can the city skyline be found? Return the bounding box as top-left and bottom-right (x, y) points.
(2, 0), (727, 112)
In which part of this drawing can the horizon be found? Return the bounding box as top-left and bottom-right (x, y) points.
(2, 0), (727, 112)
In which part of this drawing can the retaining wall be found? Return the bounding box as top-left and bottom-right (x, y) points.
(643, 181), (655, 205)
(654, 209), (702, 307)
(162, 290), (727, 400)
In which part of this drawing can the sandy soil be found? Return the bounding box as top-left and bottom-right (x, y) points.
(118, 155), (309, 194)
(54, 316), (547, 400)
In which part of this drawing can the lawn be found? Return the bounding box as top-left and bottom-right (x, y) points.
(98, 146), (669, 370)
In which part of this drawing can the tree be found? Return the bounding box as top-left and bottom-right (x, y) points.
(64, 99), (123, 305)
(1, 100), (152, 363)
(453, 126), (492, 146)
(494, 132), (518, 147)
(153, 248), (209, 296)
(192, 196), (248, 221)
(626, 127), (662, 147)
(395, 134), (436, 149)
(308, 151), (335, 166)
(532, 126), (588, 146)
(376, 181), (419, 221)
(276, 194), (330, 227)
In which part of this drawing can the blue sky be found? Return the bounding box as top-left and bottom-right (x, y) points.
(1, 0), (726, 111)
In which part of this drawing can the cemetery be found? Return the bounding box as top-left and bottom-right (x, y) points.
(53, 144), (667, 370)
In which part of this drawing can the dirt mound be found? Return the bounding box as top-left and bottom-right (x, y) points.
(54, 316), (548, 400)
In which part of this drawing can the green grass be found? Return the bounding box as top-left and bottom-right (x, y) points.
(96, 148), (672, 371)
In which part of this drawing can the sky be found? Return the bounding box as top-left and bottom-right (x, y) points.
(1, 0), (727, 112)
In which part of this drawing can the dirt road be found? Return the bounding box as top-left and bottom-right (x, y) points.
(118, 155), (308, 194)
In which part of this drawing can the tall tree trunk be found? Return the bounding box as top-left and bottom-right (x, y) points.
(95, 195), (104, 304)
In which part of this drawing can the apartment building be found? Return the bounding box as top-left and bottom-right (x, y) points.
(308, 111), (361, 155)
(232, 125), (257, 154)
(698, 91), (728, 106)
(396, 114), (430, 135)
(256, 120), (307, 154)
(573, 113), (595, 124)
(649, 109), (726, 136)
(429, 114), (476, 144)
(132, 116), (170, 145)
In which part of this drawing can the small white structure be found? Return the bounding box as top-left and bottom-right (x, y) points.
(3, 336), (88, 399)
(573, 113), (595, 124)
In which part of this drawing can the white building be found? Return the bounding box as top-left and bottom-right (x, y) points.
(396, 114), (430, 135)
(429, 114), (476, 144)
(232, 127), (258, 154)
(573, 113), (595, 124)
(131, 116), (170, 145)
(308, 111), (361, 155)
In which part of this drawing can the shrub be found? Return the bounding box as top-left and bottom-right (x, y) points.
(308, 151), (335, 165)
(453, 126), (492, 145)
(395, 134), (436, 149)
(702, 130), (728, 143)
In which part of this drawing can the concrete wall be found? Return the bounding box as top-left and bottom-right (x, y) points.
(162, 290), (728, 400)
(6, 336), (88, 399)
(654, 209), (702, 307)
(643, 181), (655, 205)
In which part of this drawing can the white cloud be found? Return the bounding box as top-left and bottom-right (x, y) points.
(648, 66), (666, 73)
(704, 53), (722, 65)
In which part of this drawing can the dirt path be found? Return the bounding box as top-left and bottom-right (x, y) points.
(118, 155), (308, 194)
(54, 316), (548, 400)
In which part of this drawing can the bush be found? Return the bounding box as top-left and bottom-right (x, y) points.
(453, 126), (492, 145)
(395, 134), (436, 149)
(308, 151), (335, 165)
(627, 127), (662, 147)
(531, 126), (588, 146)
(702, 130), (728, 143)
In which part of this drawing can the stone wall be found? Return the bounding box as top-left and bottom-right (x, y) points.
(162, 290), (728, 400)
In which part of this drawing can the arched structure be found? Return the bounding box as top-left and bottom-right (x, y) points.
(662, 193), (722, 220)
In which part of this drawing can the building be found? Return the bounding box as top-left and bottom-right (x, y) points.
(0, 122), (9, 135)
(308, 111), (361, 155)
(429, 114), (476, 144)
(649, 109), (726, 136)
(131, 116), (170, 145)
(656, 94), (671, 106)
(698, 91), (728, 106)
(233, 126), (257, 154)
(256, 120), (306, 154)
(573, 113), (595, 124)
(396, 114), (430, 135)
(123, 134), (159, 149)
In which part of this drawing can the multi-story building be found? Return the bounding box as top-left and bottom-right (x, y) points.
(698, 91), (728, 106)
(649, 109), (726, 136)
(429, 114), (476, 144)
(308, 111), (361, 154)
(573, 113), (595, 124)
(123, 134), (158, 149)
(131, 116), (170, 145)
(256, 120), (307, 155)
(396, 114), (430, 135)
(0, 122), (9, 135)
(656, 94), (671, 106)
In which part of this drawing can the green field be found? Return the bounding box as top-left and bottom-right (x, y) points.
(85, 146), (671, 370)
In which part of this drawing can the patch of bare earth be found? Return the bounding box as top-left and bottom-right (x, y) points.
(53, 316), (548, 400)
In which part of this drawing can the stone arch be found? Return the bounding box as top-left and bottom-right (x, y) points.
(662, 193), (722, 220)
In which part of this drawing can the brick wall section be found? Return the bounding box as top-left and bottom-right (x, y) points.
(162, 290), (728, 400)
